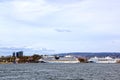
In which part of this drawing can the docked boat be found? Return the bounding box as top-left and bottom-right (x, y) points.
(88, 56), (116, 63)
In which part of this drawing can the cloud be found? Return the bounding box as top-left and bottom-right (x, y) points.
(0, 0), (120, 53)
(55, 29), (71, 32)
(0, 46), (55, 56)
(0, 0), (60, 23)
(13, 0), (59, 21)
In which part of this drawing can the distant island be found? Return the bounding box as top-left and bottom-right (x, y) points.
(57, 52), (120, 58)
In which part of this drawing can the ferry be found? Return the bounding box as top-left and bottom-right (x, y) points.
(88, 56), (117, 63)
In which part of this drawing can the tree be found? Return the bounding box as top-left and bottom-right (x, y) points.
(77, 57), (88, 63)
(32, 54), (42, 62)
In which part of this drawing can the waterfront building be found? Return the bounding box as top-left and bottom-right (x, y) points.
(16, 51), (23, 58)
(12, 52), (15, 57)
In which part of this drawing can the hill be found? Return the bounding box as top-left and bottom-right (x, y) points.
(57, 52), (120, 58)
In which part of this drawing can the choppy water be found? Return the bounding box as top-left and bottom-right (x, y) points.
(0, 63), (120, 80)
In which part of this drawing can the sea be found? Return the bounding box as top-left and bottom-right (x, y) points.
(0, 63), (120, 80)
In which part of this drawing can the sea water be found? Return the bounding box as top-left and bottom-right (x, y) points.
(0, 63), (120, 80)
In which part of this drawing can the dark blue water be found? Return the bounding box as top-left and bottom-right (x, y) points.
(0, 63), (120, 80)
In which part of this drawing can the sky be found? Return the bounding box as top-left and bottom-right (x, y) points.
(0, 0), (120, 54)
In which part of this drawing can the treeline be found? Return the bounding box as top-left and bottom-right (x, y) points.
(0, 54), (42, 63)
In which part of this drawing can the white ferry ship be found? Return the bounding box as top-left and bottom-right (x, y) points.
(42, 55), (79, 63)
(88, 56), (117, 63)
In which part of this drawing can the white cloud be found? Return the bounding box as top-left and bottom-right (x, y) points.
(0, 0), (120, 54)
(10, 0), (59, 22)
(0, 0), (60, 22)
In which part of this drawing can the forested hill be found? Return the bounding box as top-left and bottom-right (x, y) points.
(57, 52), (120, 58)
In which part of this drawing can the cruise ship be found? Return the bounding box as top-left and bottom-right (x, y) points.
(88, 56), (117, 63)
(41, 55), (79, 63)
